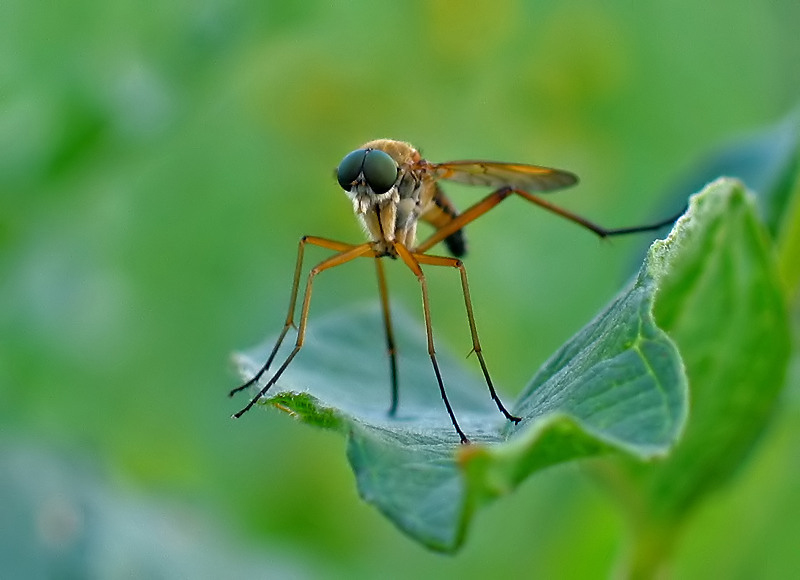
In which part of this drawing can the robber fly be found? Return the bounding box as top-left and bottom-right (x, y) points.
(229, 139), (680, 443)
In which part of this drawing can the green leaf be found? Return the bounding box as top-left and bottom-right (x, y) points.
(234, 198), (694, 551)
(597, 179), (792, 577)
(639, 179), (788, 513)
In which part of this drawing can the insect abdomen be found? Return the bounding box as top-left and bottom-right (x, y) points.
(421, 184), (467, 258)
(444, 229), (466, 257)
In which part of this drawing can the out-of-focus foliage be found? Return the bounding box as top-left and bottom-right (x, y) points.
(0, 445), (316, 578)
(2, 0), (799, 577)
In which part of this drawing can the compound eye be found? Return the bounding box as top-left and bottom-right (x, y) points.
(362, 149), (398, 194)
(337, 149), (368, 190)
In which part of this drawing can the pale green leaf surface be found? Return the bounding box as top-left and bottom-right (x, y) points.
(233, 186), (701, 550)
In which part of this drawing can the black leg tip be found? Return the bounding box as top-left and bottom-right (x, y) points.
(229, 380), (254, 398)
(232, 406), (250, 419)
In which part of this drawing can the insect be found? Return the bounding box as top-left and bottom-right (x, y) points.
(230, 138), (680, 443)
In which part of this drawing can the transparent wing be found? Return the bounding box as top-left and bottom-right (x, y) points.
(428, 160), (578, 192)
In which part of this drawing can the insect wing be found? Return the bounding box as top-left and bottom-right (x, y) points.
(429, 160), (578, 192)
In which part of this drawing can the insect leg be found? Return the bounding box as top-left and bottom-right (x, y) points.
(374, 257), (400, 416)
(414, 187), (514, 254)
(414, 252), (521, 424)
(232, 241), (374, 418)
(414, 187), (684, 254)
(513, 191), (686, 237)
(230, 236), (360, 397)
(394, 243), (470, 444)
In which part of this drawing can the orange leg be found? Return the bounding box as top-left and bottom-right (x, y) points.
(230, 236), (359, 397)
(413, 251), (520, 424)
(231, 239), (374, 417)
(414, 187), (684, 255)
(394, 243), (470, 444)
(374, 258), (400, 416)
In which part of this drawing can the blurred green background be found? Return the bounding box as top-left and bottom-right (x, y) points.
(2, 0), (799, 577)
